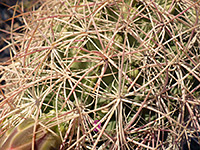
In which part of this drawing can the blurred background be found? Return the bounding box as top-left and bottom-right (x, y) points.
(0, 0), (35, 62)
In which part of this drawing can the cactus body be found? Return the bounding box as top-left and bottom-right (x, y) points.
(0, 119), (61, 150)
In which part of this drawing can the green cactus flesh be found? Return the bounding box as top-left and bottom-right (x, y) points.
(0, 119), (61, 150)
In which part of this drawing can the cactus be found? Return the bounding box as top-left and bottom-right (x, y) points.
(0, 0), (200, 149)
(0, 118), (61, 150)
